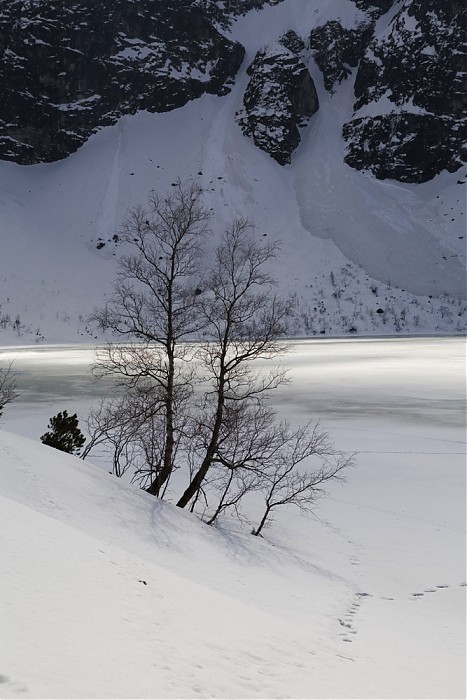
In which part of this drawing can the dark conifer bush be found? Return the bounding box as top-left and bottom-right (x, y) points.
(41, 410), (85, 455)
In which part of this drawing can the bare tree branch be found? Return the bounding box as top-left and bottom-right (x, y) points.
(0, 361), (19, 418)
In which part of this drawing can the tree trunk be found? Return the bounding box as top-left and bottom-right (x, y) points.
(253, 504), (271, 536)
(177, 367), (226, 508)
(206, 470), (234, 525)
(147, 344), (175, 497)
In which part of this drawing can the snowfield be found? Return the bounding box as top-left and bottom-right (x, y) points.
(0, 337), (465, 699)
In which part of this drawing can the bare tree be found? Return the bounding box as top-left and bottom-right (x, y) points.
(176, 219), (289, 508)
(87, 186), (352, 536)
(90, 180), (211, 496)
(83, 393), (148, 477)
(84, 380), (190, 492)
(251, 422), (352, 536)
(204, 464), (262, 526)
(0, 361), (19, 418)
(189, 401), (352, 531)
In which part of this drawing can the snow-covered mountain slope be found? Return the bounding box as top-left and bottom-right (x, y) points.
(0, 0), (465, 345)
(1, 391), (465, 699)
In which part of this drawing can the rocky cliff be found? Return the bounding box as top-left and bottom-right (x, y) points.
(236, 39), (318, 165)
(309, 21), (373, 93)
(0, 0), (464, 182)
(0, 0), (245, 164)
(342, 0), (466, 182)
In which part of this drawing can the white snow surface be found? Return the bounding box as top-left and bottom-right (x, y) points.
(0, 337), (466, 699)
(0, 0), (465, 346)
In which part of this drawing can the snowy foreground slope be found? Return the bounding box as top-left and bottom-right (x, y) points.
(1, 337), (465, 700)
(0, 0), (465, 345)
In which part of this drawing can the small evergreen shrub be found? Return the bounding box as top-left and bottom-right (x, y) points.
(40, 410), (85, 455)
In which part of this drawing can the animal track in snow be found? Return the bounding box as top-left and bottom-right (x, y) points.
(337, 591), (371, 644)
(410, 582), (465, 599)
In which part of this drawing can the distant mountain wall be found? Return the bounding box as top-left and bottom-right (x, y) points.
(0, 0), (464, 182)
(0, 0), (245, 164)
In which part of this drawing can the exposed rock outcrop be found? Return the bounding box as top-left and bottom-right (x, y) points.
(279, 30), (306, 56)
(309, 21), (374, 92)
(343, 0), (466, 182)
(205, 0), (286, 26)
(0, 0), (245, 164)
(352, 0), (396, 18)
(236, 43), (318, 165)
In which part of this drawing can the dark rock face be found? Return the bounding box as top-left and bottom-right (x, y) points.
(208, 0), (285, 24)
(236, 42), (318, 165)
(0, 0), (245, 164)
(309, 21), (374, 92)
(279, 30), (306, 56)
(352, 0), (396, 18)
(343, 0), (466, 182)
(343, 113), (465, 183)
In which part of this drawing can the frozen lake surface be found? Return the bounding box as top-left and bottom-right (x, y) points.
(1, 336), (465, 436)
